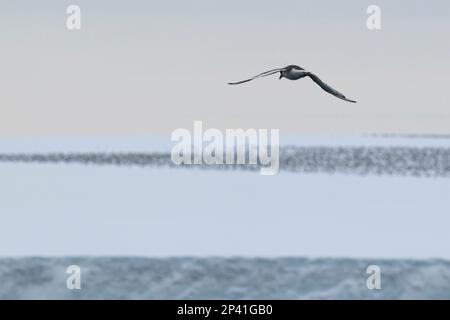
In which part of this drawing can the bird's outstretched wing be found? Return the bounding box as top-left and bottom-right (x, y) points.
(228, 68), (284, 85)
(306, 72), (356, 103)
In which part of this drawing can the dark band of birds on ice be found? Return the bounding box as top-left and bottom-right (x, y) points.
(1, 146), (449, 178)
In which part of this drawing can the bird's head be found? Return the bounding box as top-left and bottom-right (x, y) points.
(284, 65), (304, 72)
(279, 72), (283, 80)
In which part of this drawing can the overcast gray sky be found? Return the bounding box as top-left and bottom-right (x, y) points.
(1, 0), (449, 137)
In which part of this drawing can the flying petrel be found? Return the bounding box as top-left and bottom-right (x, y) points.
(228, 65), (357, 103)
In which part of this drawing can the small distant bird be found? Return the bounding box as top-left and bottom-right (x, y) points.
(228, 65), (356, 103)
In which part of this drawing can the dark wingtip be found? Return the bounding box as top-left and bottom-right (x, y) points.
(228, 78), (252, 85)
(344, 97), (357, 103)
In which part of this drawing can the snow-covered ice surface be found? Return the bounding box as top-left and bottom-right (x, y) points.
(1, 257), (450, 299)
(0, 135), (449, 299)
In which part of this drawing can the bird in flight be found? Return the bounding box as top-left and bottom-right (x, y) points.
(228, 65), (357, 103)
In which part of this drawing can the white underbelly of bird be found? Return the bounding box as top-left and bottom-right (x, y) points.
(228, 65), (357, 103)
(283, 68), (307, 80)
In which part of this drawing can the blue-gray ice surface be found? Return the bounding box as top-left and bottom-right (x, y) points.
(0, 135), (449, 299)
(1, 257), (450, 299)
